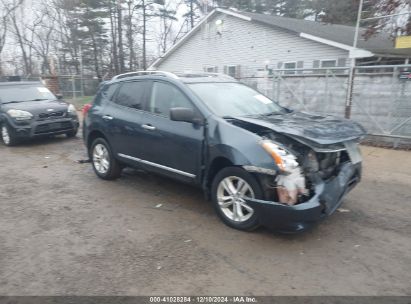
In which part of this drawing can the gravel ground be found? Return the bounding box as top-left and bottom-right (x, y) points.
(0, 132), (410, 296)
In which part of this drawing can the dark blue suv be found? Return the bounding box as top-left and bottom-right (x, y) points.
(83, 71), (365, 232)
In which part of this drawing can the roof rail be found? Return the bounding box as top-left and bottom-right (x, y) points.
(112, 70), (179, 80)
(176, 72), (236, 81)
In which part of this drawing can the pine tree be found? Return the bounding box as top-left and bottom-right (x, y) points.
(64, 0), (109, 78)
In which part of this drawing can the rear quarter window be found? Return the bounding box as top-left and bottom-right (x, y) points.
(95, 83), (119, 105)
(106, 83), (119, 101)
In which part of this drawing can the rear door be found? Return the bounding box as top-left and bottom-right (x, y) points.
(137, 80), (204, 183)
(103, 80), (148, 159)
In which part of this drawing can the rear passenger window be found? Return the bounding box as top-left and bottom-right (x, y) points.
(149, 82), (193, 117)
(115, 81), (145, 109)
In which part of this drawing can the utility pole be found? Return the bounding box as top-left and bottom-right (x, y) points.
(345, 0), (364, 119)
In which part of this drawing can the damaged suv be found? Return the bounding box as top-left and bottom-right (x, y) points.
(83, 71), (365, 232)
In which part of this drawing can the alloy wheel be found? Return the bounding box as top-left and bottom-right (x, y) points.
(92, 143), (110, 174)
(216, 176), (255, 222)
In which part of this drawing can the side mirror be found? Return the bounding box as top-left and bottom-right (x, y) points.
(170, 107), (202, 124)
(56, 94), (63, 100)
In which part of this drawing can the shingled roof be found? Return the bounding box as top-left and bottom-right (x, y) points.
(240, 11), (410, 57)
(150, 8), (410, 69)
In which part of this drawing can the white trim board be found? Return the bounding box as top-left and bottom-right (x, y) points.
(300, 33), (374, 58)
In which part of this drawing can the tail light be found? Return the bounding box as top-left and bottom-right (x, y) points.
(82, 103), (92, 116)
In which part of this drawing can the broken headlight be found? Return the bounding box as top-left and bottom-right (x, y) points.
(261, 140), (299, 173)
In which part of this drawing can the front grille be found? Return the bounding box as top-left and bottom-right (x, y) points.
(37, 111), (66, 120)
(34, 121), (73, 134)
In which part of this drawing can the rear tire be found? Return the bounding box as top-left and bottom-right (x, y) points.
(1, 124), (17, 146)
(211, 166), (263, 231)
(90, 138), (122, 180)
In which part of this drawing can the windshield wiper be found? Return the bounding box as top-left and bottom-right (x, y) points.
(2, 100), (25, 104)
(2, 98), (48, 104)
(261, 112), (284, 117)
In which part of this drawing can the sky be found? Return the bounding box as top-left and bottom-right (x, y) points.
(0, 0), (200, 74)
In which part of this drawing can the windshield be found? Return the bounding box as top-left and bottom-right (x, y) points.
(188, 82), (285, 117)
(0, 85), (56, 103)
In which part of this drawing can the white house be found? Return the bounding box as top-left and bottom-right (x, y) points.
(149, 8), (410, 77)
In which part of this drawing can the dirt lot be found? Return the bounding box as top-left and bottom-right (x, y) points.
(0, 133), (410, 296)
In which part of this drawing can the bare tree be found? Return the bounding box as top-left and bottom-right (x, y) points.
(108, 0), (120, 74)
(7, 0), (36, 75)
(0, 0), (23, 75)
(21, 1), (57, 75)
(156, 1), (179, 54)
(117, 0), (125, 73)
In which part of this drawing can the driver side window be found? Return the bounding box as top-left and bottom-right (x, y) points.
(148, 82), (193, 117)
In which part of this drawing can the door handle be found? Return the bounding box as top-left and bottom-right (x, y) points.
(102, 115), (113, 121)
(142, 124), (156, 131)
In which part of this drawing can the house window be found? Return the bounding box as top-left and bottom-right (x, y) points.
(227, 65), (237, 78)
(204, 66), (218, 73)
(321, 60), (337, 68)
(224, 65), (241, 78)
(284, 62), (296, 75)
(318, 60), (339, 74)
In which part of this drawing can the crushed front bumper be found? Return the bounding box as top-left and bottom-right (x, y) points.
(245, 162), (362, 233)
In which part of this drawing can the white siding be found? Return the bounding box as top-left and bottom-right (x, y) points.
(155, 13), (349, 75)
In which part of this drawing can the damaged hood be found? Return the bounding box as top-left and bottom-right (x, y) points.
(233, 111), (366, 145)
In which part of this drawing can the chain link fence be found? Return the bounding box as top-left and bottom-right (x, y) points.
(57, 75), (100, 99)
(240, 65), (411, 148)
(2, 68), (410, 147)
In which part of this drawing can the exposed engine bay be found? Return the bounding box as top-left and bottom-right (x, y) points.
(261, 131), (352, 206)
(230, 118), (356, 206)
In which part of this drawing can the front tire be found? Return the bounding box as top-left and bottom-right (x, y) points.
(66, 128), (78, 138)
(1, 124), (17, 146)
(211, 167), (263, 231)
(90, 138), (122, 180)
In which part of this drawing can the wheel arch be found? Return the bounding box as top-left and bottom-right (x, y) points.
(204, 156), (234, 197)
(87, 130), (109, 157)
